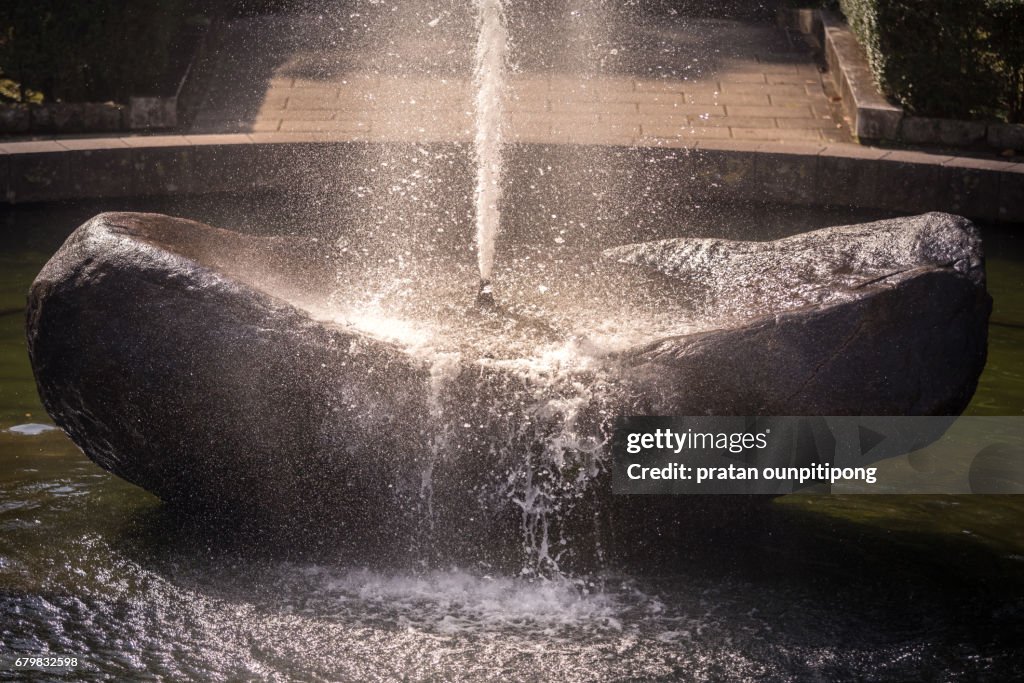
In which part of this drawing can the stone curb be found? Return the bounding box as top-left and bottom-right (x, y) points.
(0, 133), (1020, 222)
(816, 10), (903, 142)
(0, 96), (177, 140)
(781, 8), (1024, 152)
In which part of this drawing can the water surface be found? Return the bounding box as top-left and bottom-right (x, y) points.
(1, 197), (1022, 680)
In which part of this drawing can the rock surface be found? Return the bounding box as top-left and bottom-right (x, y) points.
(26, 211), (990, 567)
(604, 212), (991, 416)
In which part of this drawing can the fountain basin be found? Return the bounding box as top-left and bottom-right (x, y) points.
(26, 211), (989, 565)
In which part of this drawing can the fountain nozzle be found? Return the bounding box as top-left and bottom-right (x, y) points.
(476, 279), (496, 307)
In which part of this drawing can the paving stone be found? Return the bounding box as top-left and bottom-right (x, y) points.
(726, 105), (814, 118)
(554, 121), (639, 141)
(638, 103), (725, 117)
(679, 83), (727, 96)
(552, 131), (635, 146)
(771, 94), (824, 107)
(280, 119), (371, 132)
(278, 85), (338, 98)
(286, 95), (344, 110)
(549, 100), (637, 114)
(776, 117), (841, 130)
(184, 11), (852, 149)
(641, 123), (732, 140)
(810, 103), (838, 120)
(731, 127), (823, 141)
(277, 110), (337, 121)
(634, 137), (703, 150)
(689, 93), (769, 106)
(581, 88), (643, 104)
(633, 80), (685, 94)
(630, 92), (687, 105)
(633, 115), (693, 131)
(820, 128), (851, 143)
(717, 72), (768, 84)
(766, 73), (821, 85)
(718, 83), (809, 97)
(693, 116), (776, 129)
(250, 121), (284, 132)
(752, 62), (803, 74)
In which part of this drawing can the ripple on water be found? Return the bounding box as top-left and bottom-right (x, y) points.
(3, 526), (1018, 682)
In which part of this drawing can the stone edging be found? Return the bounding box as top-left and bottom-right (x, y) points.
(0, 134), (1020, 222)
(781, 8), (1024, 152)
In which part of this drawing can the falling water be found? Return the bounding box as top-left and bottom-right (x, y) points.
(472, 0), (509, 291)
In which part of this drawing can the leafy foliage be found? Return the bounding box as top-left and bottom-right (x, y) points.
(839, 0), (1024, 122)
(0, 1), (201, 103)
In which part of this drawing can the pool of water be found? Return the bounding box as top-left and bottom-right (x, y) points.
(2, 196), (1023, 680)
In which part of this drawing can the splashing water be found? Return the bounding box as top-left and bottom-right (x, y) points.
(310, 2), (707, 576)
(473, 0), (509, 287)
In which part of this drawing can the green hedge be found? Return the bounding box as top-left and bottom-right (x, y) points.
(0, 2), (323, 103)
(0, 1), (197, 103)
(0, 1), (300, 104)
(838, 0), (1024, 122)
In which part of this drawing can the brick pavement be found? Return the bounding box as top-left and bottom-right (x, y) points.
(191, 9), (851, 146)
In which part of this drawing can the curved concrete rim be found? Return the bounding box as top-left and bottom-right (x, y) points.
(1, 133), (1021, 222)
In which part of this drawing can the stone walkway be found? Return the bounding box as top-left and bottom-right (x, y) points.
(191, 7), (850, 146)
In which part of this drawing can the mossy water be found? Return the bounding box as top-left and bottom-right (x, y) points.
(2, 198), (1022, 680)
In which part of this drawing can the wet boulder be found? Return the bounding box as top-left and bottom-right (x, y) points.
(26, 211), (990, 566)
(604, 212), (990, 416)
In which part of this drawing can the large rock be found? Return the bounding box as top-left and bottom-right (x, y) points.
(26, 211), (989, 568)
(604, 212), (990, 416)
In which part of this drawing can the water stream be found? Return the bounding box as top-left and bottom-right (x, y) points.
(472, 0), (509, 289)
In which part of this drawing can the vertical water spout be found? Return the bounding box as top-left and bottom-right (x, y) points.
(473, 0), (509, 299)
